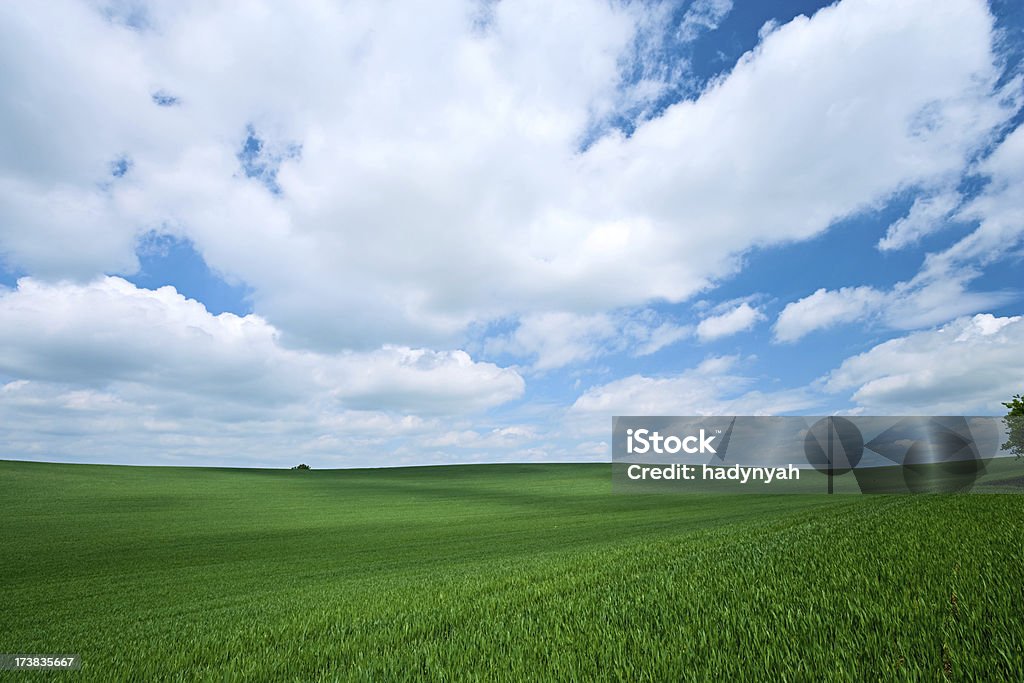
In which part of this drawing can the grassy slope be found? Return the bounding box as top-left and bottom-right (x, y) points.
(1, 460), (1022, 681)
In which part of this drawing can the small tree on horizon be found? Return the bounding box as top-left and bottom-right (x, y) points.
(292, 463), (311, 470)
(1002, 394), (1024, 460)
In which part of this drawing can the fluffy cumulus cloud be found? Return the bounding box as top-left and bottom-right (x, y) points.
(0, 278), (524, 463)
(774, 287), (887, 342)
(774, 273), (1014, 343)
(824, 314), (1024, 414)
(568, 356), (817, 437)
(0, 277), (524, 413)
(0, 0), (1015, 351)
(486, 309), (689, 370)
(696, 302), (764, 342)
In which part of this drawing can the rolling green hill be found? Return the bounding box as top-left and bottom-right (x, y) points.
(1, 460), (1022, 681)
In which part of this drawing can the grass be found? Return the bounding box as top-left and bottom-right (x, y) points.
(1, 460), (1023, 681)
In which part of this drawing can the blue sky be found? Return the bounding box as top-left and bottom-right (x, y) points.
(0, 0), (1022, 467)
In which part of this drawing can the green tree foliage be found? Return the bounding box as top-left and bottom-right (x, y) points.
(1002, 394), (1024, 460)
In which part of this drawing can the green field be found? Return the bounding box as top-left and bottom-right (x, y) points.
(2, 460), (1023, 681)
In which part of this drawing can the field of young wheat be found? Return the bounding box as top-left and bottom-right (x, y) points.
(2, 460), (1022, 680)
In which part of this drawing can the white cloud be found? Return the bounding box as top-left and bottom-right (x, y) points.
(421, 425), (537, 449)
(488, 312), (617, 370)
(696, 302), (764, 342)
(567, 355), (818, 437)
(486, 309), (689, 370)
(774, 286), (886, 342)
(568, 312), (1024, 427)
(0, 0), (1015, 351)
(933, 121), (1024, 273)
(677, 0), (733, 42)
(773, 271), (1014, 342)
(783, 111), (1024, 343)
(0, 277), (525, 463)
(824, 313), (1024, 414)
(0, 277), (524, 414)
(878, 190), (960, 251)
(884, 272), (1014, 331)
(570, 356), (747, 416)
(0, 373), (455, 467)
(629, 320), (691, 356)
